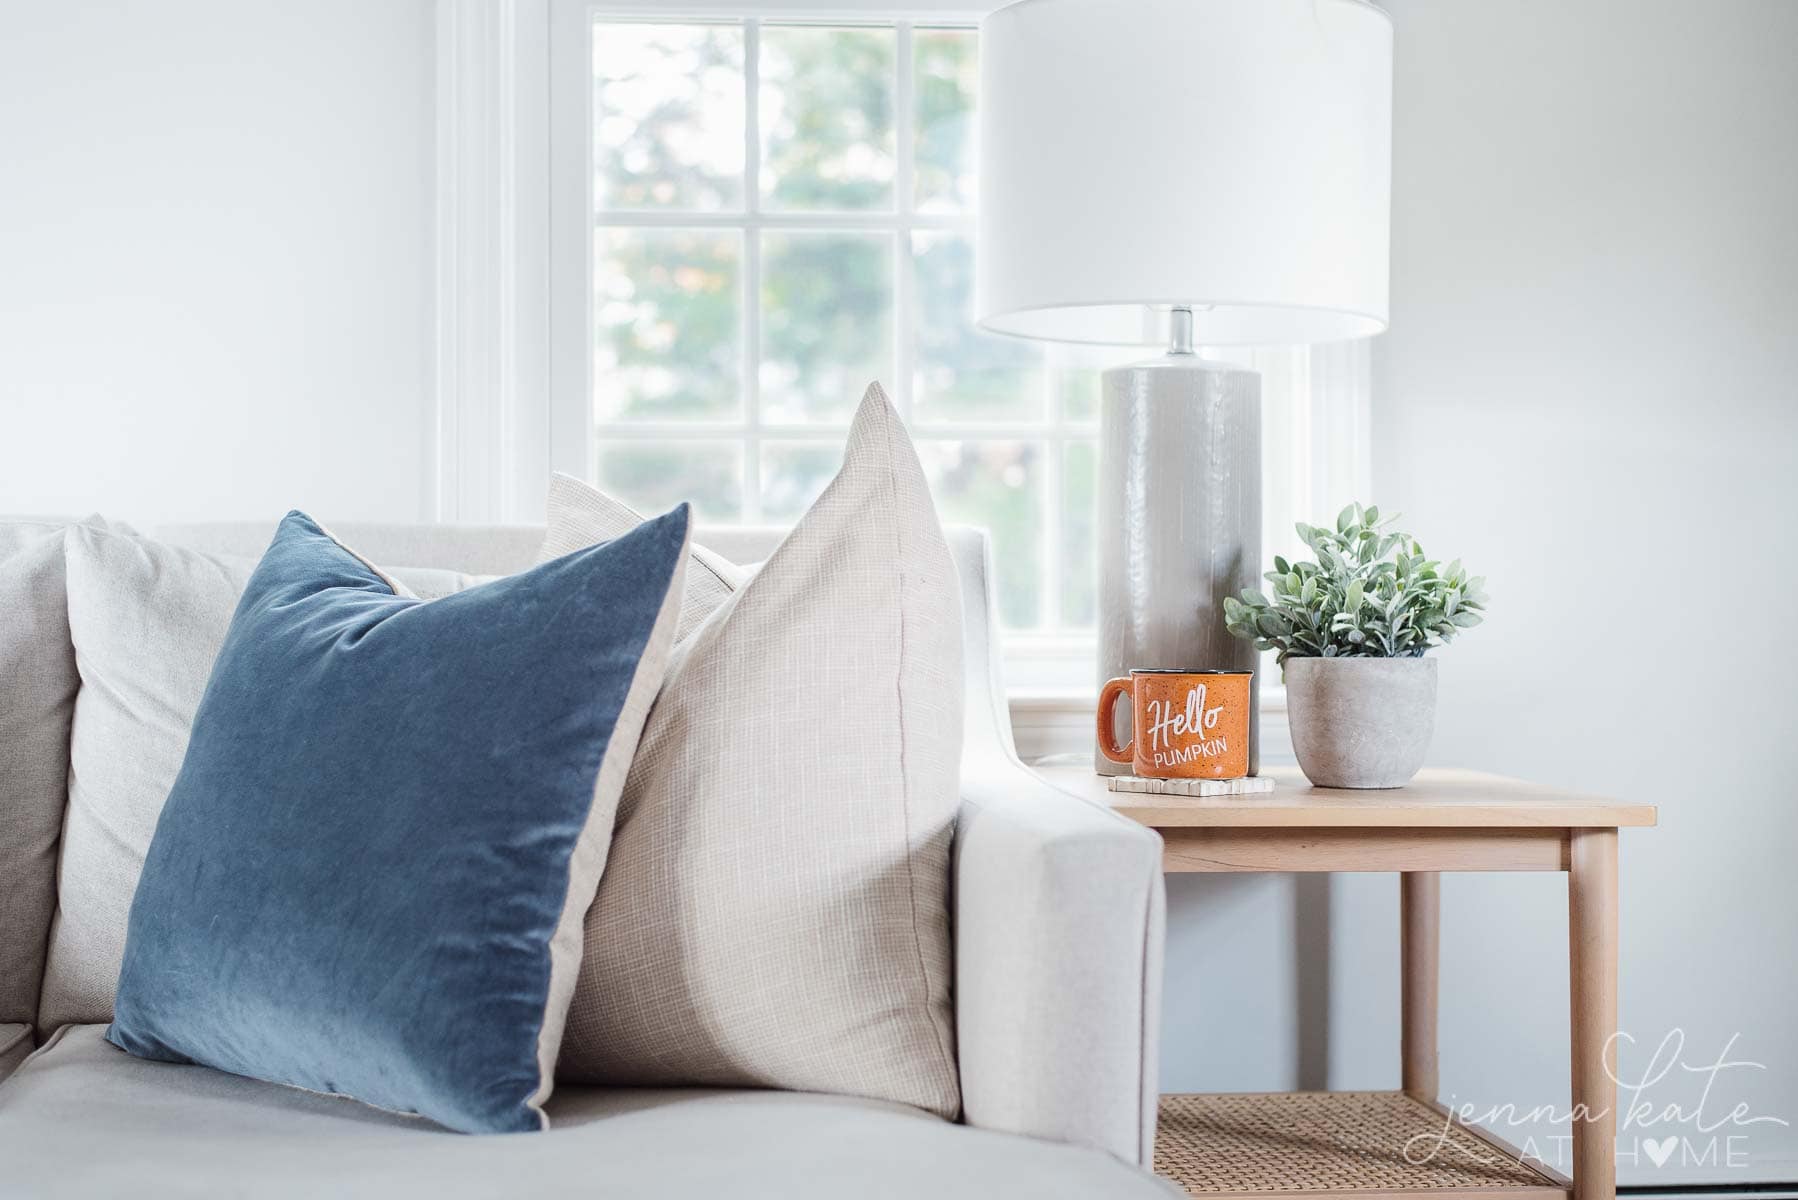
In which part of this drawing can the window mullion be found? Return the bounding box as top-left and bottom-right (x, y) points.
(1043, 356), (1066, 636)
(1042, 432), (1062, 635)
(742, 18), (763, 521)
(893, 21), (914, 423)
(592, 211), (974, 231)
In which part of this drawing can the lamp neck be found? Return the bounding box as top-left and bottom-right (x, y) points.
(1167, 306), (1195, 355)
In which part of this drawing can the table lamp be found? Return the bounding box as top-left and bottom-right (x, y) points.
(975, 0), (1393, 774)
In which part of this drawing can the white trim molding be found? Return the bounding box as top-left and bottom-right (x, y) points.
(547, 0), (595, 488)
(435, 0), (552, 523)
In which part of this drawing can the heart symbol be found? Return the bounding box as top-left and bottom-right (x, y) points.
(1643, 1136), (1678, 1168)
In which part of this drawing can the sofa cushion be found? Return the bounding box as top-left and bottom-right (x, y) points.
(0, 515), (93, 560)
(0, 1026), (1175, 1199)
(102, 509), (691, 1134)
(39, 526), (500, 1029)
(548, 385), (963, 1121)
(0, 520), (90, 1029)
(0, 1024), (30, 1083)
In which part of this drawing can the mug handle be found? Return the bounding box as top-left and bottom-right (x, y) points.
(1096, 676), (1135, 764)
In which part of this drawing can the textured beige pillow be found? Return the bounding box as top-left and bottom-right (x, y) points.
(38, 526), (495, 1029)
(552, 384), (963, 1119)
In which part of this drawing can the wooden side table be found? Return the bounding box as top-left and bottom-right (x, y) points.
(1034, 765), (1656, 1200)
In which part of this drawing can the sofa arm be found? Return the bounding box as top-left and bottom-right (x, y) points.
(952, 752), (1166, 1167)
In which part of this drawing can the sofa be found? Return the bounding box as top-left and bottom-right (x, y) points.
(0, 515), (1174, 1198)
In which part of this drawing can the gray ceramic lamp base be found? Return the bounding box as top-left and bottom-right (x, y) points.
(1095, 355), (1261, 776)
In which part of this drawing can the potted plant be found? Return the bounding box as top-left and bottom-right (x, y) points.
(1223, 504), (1487, 789)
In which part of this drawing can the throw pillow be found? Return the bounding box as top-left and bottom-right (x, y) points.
(40, 530), (493, 1028)
(550, 384), (964, 1120)
(537, 471), (743, 640)
(104, 508), (691, 1133)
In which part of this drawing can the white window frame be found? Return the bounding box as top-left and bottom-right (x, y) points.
(435, 0), (1374, 731)
(544, 0), (1008, 518)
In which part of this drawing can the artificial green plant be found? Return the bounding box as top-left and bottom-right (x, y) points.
(1223, 503), (1486, 666)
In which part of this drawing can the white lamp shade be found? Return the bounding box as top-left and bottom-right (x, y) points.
(976, 0), (1393, 346)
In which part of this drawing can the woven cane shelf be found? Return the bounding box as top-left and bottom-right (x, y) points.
(1156, 1092), (1569, 1198)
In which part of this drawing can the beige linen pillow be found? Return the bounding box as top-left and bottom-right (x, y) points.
(550, 384), (964, 1119)
(38, 526), (495, 1029)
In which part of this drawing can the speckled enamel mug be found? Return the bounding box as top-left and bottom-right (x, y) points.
(1096, 669), (1252, 780)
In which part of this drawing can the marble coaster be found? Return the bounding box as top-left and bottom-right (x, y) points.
(1106, 774), (1276, 797)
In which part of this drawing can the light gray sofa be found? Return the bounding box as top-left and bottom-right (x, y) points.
(0, 516), (1172, 1198)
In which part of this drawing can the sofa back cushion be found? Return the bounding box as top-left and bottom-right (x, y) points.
(153, 520), (543, 580)
(38, 524), (490, 1029)
(0, 519), (89, 1029)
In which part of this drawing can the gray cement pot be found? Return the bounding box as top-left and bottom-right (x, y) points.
(1284, 657), (1438, 789)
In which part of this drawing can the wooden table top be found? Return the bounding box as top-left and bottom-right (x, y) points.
(1034, 764), (1657, 830)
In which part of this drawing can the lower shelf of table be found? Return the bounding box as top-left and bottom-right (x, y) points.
(1155, 1091), (1570, 1198)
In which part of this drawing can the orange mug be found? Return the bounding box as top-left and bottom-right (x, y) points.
(1097, 670), (1252, 780)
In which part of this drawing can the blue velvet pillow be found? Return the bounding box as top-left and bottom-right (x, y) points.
(106, 506), (691, 1133)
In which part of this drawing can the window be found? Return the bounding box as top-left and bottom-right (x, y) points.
(585, 16), (1118, 644)
(514, 7), (1366, 694)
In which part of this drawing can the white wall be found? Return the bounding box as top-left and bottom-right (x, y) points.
(1360, 0), (1796, 1183)
(0, 0), (436, 525)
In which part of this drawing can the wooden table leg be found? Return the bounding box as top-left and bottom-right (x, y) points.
(1401, 871), (1440, 1101)
(1570, 829), (1618, 1200)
